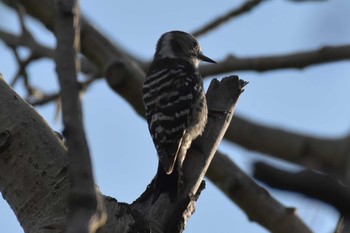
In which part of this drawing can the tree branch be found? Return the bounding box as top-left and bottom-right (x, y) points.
(0, 4), (54, 91)
(199, 45), (350, 76)
(206, 151), (313, 233)
(254, 162), (350, 214)
(225, 116), (349, 174)
(0, 75), (69, 233)
(54, 0), (106, 232)
(0, 16), (98, 105)
(192, 0), (264, 37)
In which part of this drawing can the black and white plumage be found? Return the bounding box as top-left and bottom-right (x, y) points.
(143, 31), (216, 192)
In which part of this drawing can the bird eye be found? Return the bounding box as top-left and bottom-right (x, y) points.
(193, 42), (200, 51)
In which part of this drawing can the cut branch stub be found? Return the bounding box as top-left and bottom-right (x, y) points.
(131, 75), (247, 233)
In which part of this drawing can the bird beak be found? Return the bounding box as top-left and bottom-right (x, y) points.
(198, 53), (217, 64)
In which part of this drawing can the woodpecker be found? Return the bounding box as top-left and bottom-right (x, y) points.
(143, 31), (216, 196)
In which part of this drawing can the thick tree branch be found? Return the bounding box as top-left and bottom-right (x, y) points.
(199, 45), (350, 76)
(0, 76), (128, 233)
(207, 151), (313, 233)
(0, 75), (69, 233)
(254, 162), (350, 214)
(225, 116), (349, 174)
(54, 0), (106, 232)
(192, 0), (264, 37)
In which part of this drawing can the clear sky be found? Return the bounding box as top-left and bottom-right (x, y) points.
(1, 0), (350, 232)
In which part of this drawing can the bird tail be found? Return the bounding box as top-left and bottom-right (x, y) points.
(152, 162), (179, 203)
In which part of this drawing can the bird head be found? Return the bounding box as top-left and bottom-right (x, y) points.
(154, 31), (216, 67)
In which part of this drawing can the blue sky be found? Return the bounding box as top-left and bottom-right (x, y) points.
(1, 0), (350, 232)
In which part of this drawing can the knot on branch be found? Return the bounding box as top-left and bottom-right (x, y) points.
(0, 130), (11, 153)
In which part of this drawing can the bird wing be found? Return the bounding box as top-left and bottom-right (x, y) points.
(143, 59), (201, 174)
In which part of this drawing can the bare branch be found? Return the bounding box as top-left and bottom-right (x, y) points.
(254, 162), (350, 214)
(192, 0), (264, 37)
(225, 116), (349, 174)
(207, 151), (313, 233)
(200, 45), (350, 76)
(0, 4), (53, 91)
(27, 92), (60, 106)
(9, 50), (46, 98)
(9, 46), (30, 87)
(0, 28), (54, 58)
(27, 77), (96, 106)
(54, 0), (106, 232)
(0, 75), (70, 233)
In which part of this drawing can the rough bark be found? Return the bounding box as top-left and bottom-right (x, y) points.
(0, 76), (246, 233)
(0, 75), (69, 233)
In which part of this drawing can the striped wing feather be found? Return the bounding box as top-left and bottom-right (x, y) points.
(143, 58), (200, 174)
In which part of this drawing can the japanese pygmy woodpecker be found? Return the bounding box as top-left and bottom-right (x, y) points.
(143, 30), (216, 196)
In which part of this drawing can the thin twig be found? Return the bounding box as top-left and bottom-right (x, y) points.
(192, 0), (264, 37)
(27, 77), (96, 106)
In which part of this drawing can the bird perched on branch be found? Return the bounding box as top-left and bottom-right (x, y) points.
(143, 31), (216, 198)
